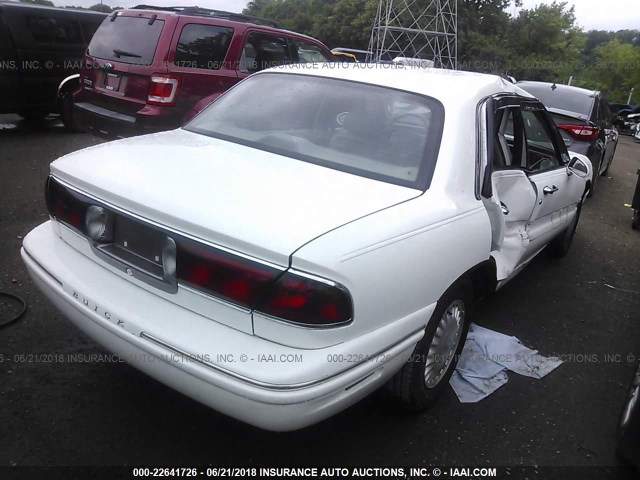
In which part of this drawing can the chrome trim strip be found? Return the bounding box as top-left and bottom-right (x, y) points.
(253, 310), (353, 330)
(180, 283), (252, 314)
(139, 327), (424, 391)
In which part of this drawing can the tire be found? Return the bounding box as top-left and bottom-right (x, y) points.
(617, 362), (640, 469)
(59, 88), (84, 133)
(18, 110), (47, 122)
(632, 211), (640, 231)
(602, 146), (616, 176)
(587, 154), (604, 198)
(389, 283), (472, 411)
(549, 202), (582, 257)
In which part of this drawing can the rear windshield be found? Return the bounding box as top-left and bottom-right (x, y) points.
(186, 72), (444, 190)
(87, 16), (164, 65)
(518, 83), (594, 117)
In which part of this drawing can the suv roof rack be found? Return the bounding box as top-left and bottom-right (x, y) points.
(131, 5), (281, 28)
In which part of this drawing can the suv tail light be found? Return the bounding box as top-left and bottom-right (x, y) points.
(148, 75), (180, 106)
(557, 124), (600, 141)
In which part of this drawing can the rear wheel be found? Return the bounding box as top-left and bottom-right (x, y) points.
(632, 211), (640, 231)
(602, 146), (616, 176)
(617, 362), (640, 469)
(389, 284), (472, 411)
(587, 154), (605, 197)
(59, 88), (83, 132)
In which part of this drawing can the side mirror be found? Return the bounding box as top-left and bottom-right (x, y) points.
(567, 156), (589, 178)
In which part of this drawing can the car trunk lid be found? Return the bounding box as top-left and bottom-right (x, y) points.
(547, 108), (591, 149)
(50, 129), (422, 267)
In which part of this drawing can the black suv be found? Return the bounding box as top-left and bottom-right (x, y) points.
(0, 1), (105, 126)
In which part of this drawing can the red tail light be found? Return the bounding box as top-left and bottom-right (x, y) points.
(177, 241), (281, 307)
(46, 177), (88, 231)
(256, 272), (352, 326)
(177, 242), (352, 326)
(45, 177), (353, 327)
(556, 124), (599, 141)
(148, 75), (180, 106)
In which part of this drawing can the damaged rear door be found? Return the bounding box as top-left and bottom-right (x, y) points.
(480, 95), (584, 283)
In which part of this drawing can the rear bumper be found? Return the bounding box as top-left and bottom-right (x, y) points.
(74, 101), (182, 138)
(21, 221), (422, 431)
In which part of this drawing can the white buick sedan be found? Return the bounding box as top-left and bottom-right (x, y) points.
(22, 65), (591, 431)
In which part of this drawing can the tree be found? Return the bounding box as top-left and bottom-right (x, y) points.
(576, 39), (640, 102)
(506, 1), (584, 81)
(242, 0), (639, 99)
(20, 0), (56, 7)
(88, 3), (113, 13)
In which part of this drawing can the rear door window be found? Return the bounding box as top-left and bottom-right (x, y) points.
(599, 97), (612, 126)
(241, 32), (291, 73)
(87, 16), (164, 65)
(173, 24), (233, 70)
(291, 39), (332, 62)
(522, 110), (561, 172)
(26, 15), (82, 44)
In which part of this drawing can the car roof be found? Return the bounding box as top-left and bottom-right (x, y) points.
(115, 4), (328, 45)
(121, 5), (324, 44)
(264, 63), (534, 108)
(0, 0), (105, 16)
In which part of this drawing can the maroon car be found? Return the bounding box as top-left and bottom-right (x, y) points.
(73, 5), (334, 137)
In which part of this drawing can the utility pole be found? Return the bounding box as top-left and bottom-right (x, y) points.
(367, 0), (458, 69)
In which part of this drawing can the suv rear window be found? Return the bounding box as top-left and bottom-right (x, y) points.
(174, 24), (233, 70)
(87, 16), (164, 65)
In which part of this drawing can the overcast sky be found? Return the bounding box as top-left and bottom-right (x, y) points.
(512, 0), (640, 31)
(54, 0), (640, 32)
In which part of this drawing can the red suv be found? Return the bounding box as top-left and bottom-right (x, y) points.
(73, 5), (334, 137)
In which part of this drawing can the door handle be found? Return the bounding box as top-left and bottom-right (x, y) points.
(500, 202), (509, 215)
(543, 185), (558, 195)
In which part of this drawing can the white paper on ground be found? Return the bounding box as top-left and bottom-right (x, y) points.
(449, 323), (563, 403)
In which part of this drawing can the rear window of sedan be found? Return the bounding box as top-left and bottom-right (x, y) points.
(186, 73), (444, 190)
(87, 16), (164, 65)
(519, 83), (594, 117)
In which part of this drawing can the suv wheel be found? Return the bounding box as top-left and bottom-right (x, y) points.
(59, 89), (83, 132)
(389, 284), (471, 411)
(18, 110), (47, 122)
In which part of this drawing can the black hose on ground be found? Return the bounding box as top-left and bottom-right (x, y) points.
(0, 291), (26, 328)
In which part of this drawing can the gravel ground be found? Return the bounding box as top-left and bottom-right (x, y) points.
(0, 114), (639, 474)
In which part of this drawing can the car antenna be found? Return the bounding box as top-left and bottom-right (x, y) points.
(551, 83), (557, 91)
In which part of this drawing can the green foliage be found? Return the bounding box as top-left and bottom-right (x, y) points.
(574, 39), (640, 102)
(19, 0), (56, 6)
(88, 3), (113, 13)
(243, 0), (639, 101)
